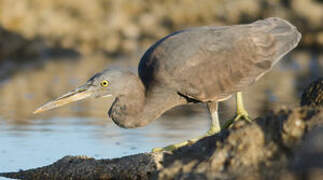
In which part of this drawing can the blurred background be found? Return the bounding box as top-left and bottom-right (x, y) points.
(0, 0), (322, 173)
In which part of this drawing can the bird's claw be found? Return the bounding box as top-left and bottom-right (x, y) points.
(205, 126), (220, 136)
(152, 145), (174, 152)
(223, 111), (252, 129)
(151, 137), (200, 152)
(235, 110), (252, 122)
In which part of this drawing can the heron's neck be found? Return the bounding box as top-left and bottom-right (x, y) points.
(109, 80), (186, 128)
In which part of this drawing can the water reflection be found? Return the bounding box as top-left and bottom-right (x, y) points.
(0, 113), (209, 172)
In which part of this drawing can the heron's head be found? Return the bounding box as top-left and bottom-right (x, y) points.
(33, 69), (141, 114)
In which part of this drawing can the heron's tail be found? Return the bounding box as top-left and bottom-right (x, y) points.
(251, 17), (302, 64)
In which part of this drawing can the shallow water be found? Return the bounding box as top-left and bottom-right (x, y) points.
(0, 114), (209, 173)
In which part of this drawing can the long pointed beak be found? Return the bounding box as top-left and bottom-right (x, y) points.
(33, 84), (94, 114)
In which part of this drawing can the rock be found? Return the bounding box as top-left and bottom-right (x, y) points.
(158, 106), (323, 179)
(0, 106), (322, 180)
(0, 153), (163, 180)
(287, 127), (323, 180)
(301, 78), (323, 106)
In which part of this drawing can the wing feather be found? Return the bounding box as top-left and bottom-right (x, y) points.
(138, 18), (301, 102)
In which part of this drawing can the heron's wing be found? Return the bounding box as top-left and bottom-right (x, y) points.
(139, 18), (301, 102)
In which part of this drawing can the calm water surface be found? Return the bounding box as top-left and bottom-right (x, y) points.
(0, 113), (209, 173)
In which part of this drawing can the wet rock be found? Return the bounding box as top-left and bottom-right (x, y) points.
(0, 106), (322, 180)
(301, 78), (323, 106)
(0, 154), (163, 180)
(158, 106), (323, 179)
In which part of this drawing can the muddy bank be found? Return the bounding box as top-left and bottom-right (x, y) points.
(0, 104), (322, 179)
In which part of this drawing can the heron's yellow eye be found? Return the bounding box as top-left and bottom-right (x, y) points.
(100, 80), (109, 87)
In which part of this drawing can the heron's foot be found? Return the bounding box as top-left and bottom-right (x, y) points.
(205, 125), (220, 136)
(152, 127), (219, 152)
(223, 109), (252, 129)
(152, 137), (199, 152)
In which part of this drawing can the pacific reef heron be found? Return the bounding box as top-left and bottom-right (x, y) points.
(34, 17), (301, 152)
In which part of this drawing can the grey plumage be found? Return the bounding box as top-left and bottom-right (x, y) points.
(34, 17), (301, 131)
(139, 17), (301, 102)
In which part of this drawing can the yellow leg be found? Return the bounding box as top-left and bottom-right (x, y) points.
(152, 102), (220, 152)
(223, 92), (252, 129)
